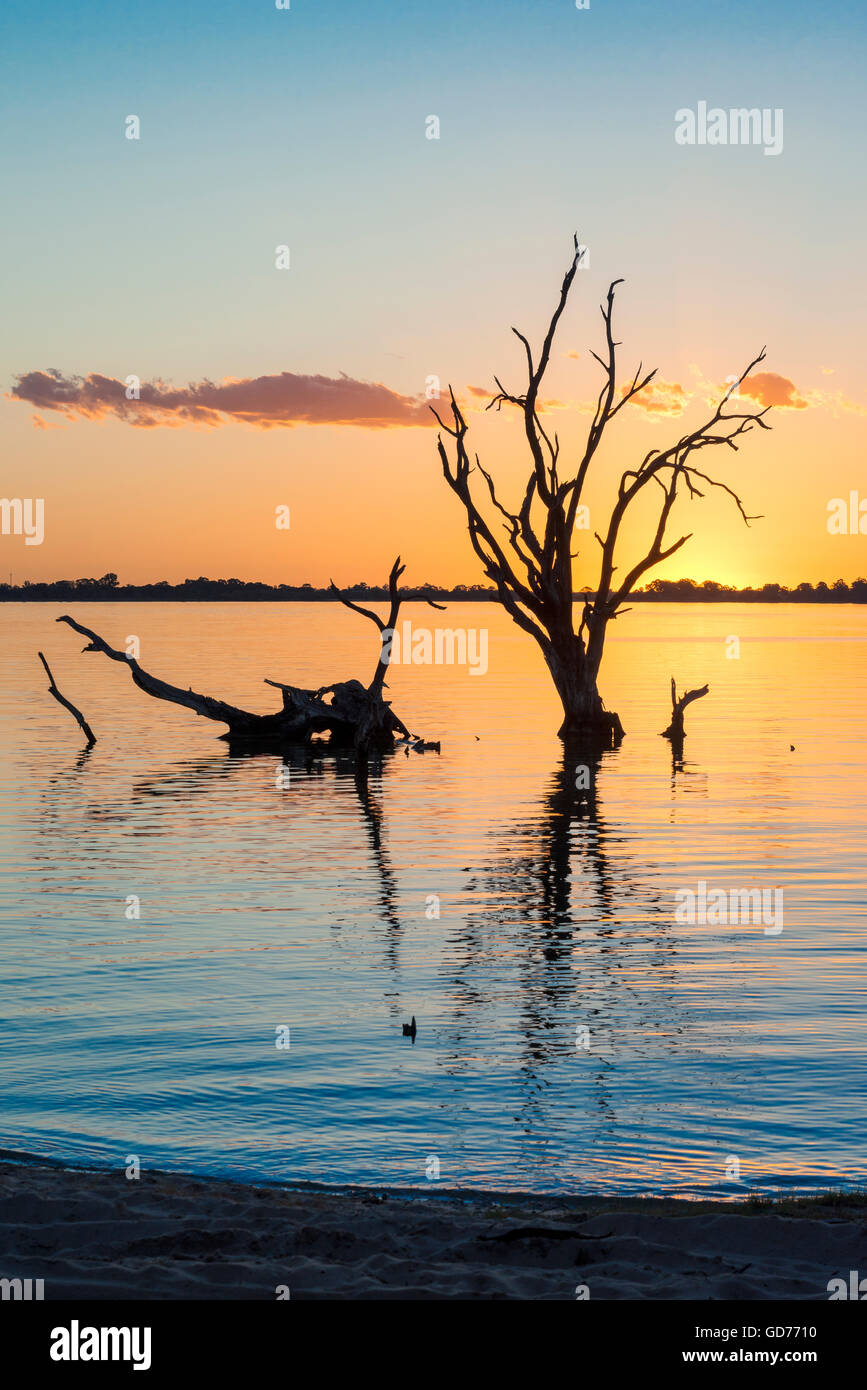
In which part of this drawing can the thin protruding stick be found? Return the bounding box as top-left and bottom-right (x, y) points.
(38, 651), (96, 747)
(661, 675), (709, 741)
(329, 556), (446, 695)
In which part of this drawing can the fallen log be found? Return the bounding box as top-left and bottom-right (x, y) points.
(55, 557), (439, 756)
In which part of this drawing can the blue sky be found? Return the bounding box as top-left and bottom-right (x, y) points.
(2, 0), (866, 584)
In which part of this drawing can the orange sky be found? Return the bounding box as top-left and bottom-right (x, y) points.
(3, 336), (865, 589)
(3, 3), (866, 590)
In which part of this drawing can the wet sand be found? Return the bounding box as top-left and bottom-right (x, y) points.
(1, 1155), (864, 1300)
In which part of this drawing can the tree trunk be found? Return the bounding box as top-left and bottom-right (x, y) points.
(660, 676), (709, 747)
(544, 638), (624, 745)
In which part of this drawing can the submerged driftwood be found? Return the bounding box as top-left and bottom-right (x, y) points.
(660, 676), (709, 746)
(54, 557), (441, 756)
(38, 651), (96, 747)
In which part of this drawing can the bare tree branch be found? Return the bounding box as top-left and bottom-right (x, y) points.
(38, 651), (96, 747)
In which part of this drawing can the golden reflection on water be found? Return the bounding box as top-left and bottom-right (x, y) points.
(0, 602), (865, 1195)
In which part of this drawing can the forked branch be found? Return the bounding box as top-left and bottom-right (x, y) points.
(661, 676), (710, 742)
(329, 554), (446, 693)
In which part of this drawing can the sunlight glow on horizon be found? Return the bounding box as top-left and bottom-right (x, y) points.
(2, 0), (865, 589)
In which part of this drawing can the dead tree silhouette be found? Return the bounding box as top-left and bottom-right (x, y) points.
(435, 235), (772, 743)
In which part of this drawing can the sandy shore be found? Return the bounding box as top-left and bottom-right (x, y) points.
(1, 1154), (864, 1300)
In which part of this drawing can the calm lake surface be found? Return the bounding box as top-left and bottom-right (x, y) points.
(1, 602), (865, 1197)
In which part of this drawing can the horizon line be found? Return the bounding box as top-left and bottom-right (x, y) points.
(3, 575), (866, 602)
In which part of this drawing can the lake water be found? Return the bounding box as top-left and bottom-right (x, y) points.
(1, 602), (865, 1198)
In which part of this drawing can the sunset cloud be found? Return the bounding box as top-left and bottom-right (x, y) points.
(626, 377), (689, 417)
(8, 368), (437, 430)
(739, 372), (808, 410)
(689, 364), (820, 415)
(11, 365), (861, 435)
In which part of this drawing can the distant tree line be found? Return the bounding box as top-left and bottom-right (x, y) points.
(2, 574), (866, 602)
(639, 577), (867, 602)
(0, 574), (496, 602)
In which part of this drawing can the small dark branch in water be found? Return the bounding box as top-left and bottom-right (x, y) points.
(38, 651), (96, 747)
(661, 675), (709, 743)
